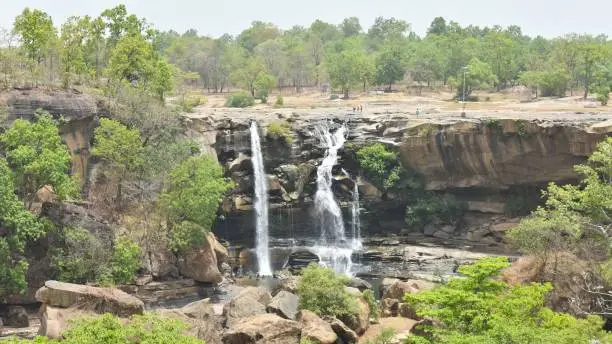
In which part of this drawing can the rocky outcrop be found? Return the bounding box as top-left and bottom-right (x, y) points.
(222, 313), (302, 344)
(157, 299), (224, 344)
(266, 291), (299, 320)
(177, 234), (223, 284)
(298, 310), (337, 344)
(119, 279), (215, 306)
(35, 281), (144, 339)
(3, 306), (29, 328)
(327, 317), (359, 344)
(36, 280), (144, 317)
(223, 295), (267, 328)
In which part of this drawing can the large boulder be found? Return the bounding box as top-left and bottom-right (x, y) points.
(272, 276), (300, 296)
(266, 291), (299, 320)
(383, 280), (433, 300)
(208, 233), (228, 265)
(4, 306), (29, 328)
(235, 286), (272, 306)
(348, 277), (372, 292)
(177, 235), (222, 284)
(222, 314), (301, 344)
(223, 296), (267, 328)
(381, 298), (399, 317)
(158, 301), (224, 344)
(327, 317), (358, 344)
(38, 305), (94, 339)
(35, 280), (144, 317)
(338, 295), (370, 335)
(298, 310), (337, 344)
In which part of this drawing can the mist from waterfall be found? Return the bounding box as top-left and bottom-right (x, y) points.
(312, 123), (355, 275)
(250, 121), (272, 276)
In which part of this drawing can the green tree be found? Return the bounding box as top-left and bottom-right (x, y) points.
(91, 118), (144, 207)
(0, 158), (47, 298)
(577, 36), (608, 99)
(375, 42), (407, 91)
(297, 263), (358, 318)
(160, 156), (233, 250)
(340, 17), (362, 37)
(427, 17), (448, 36)
(107, 34), (155, 86)
(449, 58), (497, 99)
(0, 112), (77, 209)
(327, 46), (370, 98)
(59, 16), (88, 87)
(12, 8), (57, 84)
(405, 257), (611, 344)
(253, 72), (276, 102)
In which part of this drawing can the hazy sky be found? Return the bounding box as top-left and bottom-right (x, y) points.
(1, 0), (611, 38)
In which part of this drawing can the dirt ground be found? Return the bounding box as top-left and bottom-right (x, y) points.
(194, 87), (612, 115)
(359, 317), (418, 343)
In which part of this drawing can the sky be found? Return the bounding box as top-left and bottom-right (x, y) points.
(0, 0), (611, 39)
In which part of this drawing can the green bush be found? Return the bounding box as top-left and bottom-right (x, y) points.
(297, 263), (359, 318)
(275, 95), (284, 106)
(180, 95), (207, 112)
(405, 193), (467, 229)
(594, 85), (610, 105)
(225, 91), (254, 108)
(51, 227), (110, 284)
(107, 237), (141, 285)
(362, 289), (380, 320)
(356, 143), (403, 191)
(266, 121), (295, 145)
(404, 257), (611, 344)
(363, 327), (396, 344)
(168, 221), (207, 252)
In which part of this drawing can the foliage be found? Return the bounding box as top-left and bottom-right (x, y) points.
(225, 91), (255, 108)
(168, 221), (207, 252)
(108, 237), (141, 285)
(406, 193), (467, 229)
(91, 118), (144, 207)
(326, 41), (374, 98)
(449, 58), (497, 99)
(594, 85), (610, 105)
(0, 158), (47, 297)
(12, 8), (55, 64)
(51, 227), (110, 284)
(0, 111), (78, 208)
(356, 143), (407, 191)
(362, 289), (380, 320)
(266, 121), (295, 145)
(253, 72), (276, 103)
(160, 156), (233, 250)
(275, 95), (284, 107)
(297, 263), (359, 318)
(404, 257), (611, 344)
(375, 42), (407, 90)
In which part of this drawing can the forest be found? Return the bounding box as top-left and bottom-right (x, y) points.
(1, 5), (611, 104)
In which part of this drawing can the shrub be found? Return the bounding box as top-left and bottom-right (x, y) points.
(594, 85), (610, 105)
(225, 91), (254, 108)
(405, 193), (467, 229)
(356, 143), (403, 191)
(51, 227), (110, 284)
(180, 95), (207, 112)
(363, 289), (380, 320)
(296, 263), (359, 318)
(107, 237), (141, 285)
(168, 221), (207, 252)
(404, 257), (610, 344)
(275, 95), (284, 106)
(266, 121), (295, 145)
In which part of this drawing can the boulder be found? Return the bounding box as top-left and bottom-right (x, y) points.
(146, 247), (179, 279)
(383, 280), (433, 300)
(266, 291), (299, 320)
(380, 278), (400, 298)
(224, 296), (267, 328)
(222, 314), (301, 344)
(158, 305), (223, 344)
(273, 276), (300, 296)
(4, 306), (29, 327)
(207, 233), (228, 265)
(338, 296), (370, 335)
(177, 236), (222, 284)
(327, 317), (358, 344)
(228, 153), (252, 173)
(39, 305), (94, 339)
(298, 310), (337, 344)
(381, 298), (399, 317)
(235, 286), (272, 306)
(398, 303), (420, 320)
(347, 277), (372, 292)
(35, 280), (144, 317)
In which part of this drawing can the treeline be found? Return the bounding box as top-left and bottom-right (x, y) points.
(1, 6), (612, 103)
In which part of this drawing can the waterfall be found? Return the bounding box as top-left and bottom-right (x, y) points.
(351, 176), (362, 250)
(312, 123), (354, 275)
(250, 121), (272, 276)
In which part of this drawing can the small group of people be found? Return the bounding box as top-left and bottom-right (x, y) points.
(352, 105), (363, 112)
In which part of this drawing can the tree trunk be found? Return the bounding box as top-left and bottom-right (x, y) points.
(343, 88), (349, 99)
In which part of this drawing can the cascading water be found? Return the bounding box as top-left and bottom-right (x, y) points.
(250, 121), (272, 276)
(312, 123), (355, 275)
(351, 176), (362, 250)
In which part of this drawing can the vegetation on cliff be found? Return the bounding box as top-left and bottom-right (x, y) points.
(404, 257), (611, 344)
(297, 263), (359, 318)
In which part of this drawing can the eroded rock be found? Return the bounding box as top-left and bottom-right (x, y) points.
(298, 310), (337, 344)
(266, 291), (299, 320)
(222, 314), (301, 344)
